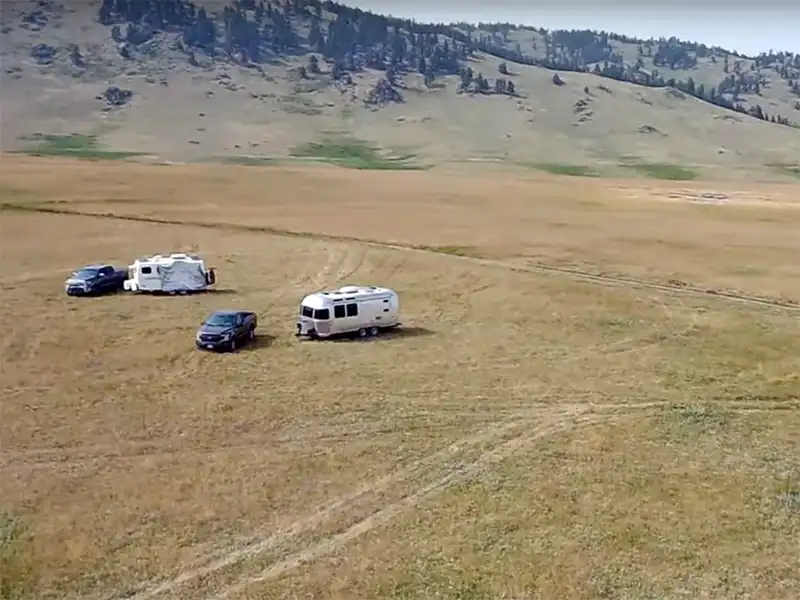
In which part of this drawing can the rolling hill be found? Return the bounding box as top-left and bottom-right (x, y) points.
(1, 0), (800, 180)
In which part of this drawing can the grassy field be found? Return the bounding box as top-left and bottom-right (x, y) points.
(1, 155), (799, 600)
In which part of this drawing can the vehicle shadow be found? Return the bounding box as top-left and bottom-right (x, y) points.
(67, 291), (125, 299)
(238, 333), (276, 351)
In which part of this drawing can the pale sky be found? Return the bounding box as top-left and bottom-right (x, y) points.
(347, 1), (799, 57)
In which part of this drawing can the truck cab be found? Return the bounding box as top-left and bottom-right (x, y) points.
(196, 310), (258, 352)
(65, 264), (126, 296)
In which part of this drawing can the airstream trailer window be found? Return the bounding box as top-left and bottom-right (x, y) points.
(333, 304), (346, 319)
(141, 266), (152, 274)
(314, 308), (330, 320)
(300, 306), (314, 318)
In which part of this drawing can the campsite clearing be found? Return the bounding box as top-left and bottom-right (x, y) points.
(1, 155), (799, 600)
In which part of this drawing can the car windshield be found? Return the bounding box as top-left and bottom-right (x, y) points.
(205, 314), (236, 327)
(74, 268), (99, 278)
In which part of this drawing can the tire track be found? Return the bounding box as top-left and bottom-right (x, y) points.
(203, 398), (800, 600)
(4, 203), (798, 314)
(109, 401), (665, 600)
(261, 244), (340, 306)
(227, 243), (349, 324)
(0, 413), (504, 471)
(331, 246), (369, 285)
(308, 245), (341, 289)
(109, 415), (542, 600)
(81, 398), (793, 600)
(1, 327), (673, 472)
(204, 406), (661, 600)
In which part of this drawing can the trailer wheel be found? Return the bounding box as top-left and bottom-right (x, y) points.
(369, 326), (379, 337)
(358, 328), (367, 338)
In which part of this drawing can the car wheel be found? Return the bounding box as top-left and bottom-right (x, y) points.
(229, 339), (237, 352)
(248, 328), (256, 340)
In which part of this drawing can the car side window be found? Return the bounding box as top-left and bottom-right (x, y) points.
(346, 303), (358, 317)
(333, 304), (346, 319)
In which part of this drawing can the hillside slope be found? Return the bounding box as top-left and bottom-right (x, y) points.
(2, 0), (799, 178)
(461, 24), (800, 126)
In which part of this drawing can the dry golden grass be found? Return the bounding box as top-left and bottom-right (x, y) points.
(3, 156), (800, 302)
(1, 156), (799, 600)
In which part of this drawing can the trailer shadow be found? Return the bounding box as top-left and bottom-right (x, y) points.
(127, 288), (237, 298)
(326, 326), (436, 343)
(124, 288), (237, 298)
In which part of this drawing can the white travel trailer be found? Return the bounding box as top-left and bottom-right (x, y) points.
(123, 253), (216, 294)
(296, 285), (400, 339)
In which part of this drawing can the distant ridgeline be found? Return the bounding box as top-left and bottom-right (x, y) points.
(97, 0), (799, 125)
(460, 23), (800, 127)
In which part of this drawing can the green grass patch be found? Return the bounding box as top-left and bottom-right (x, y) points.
(620, 161), (697, 181)
(218, 155), (282, 166)
(661, 404), (730, 437)
(766, 163), (800, 179)
(1, 512), (34, 600)
(418, 245), (479, 257)
(290, 137), (425, 170)
(525, 163), (599, 177)
(15, 133), (144, 160)
(775, 476), (800, 513)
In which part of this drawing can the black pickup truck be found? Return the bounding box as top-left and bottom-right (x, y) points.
(65, 264), (127, 296)
(195, 310), (258, 352)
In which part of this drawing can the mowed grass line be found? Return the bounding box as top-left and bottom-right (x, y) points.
(3, 201), (799, 313)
